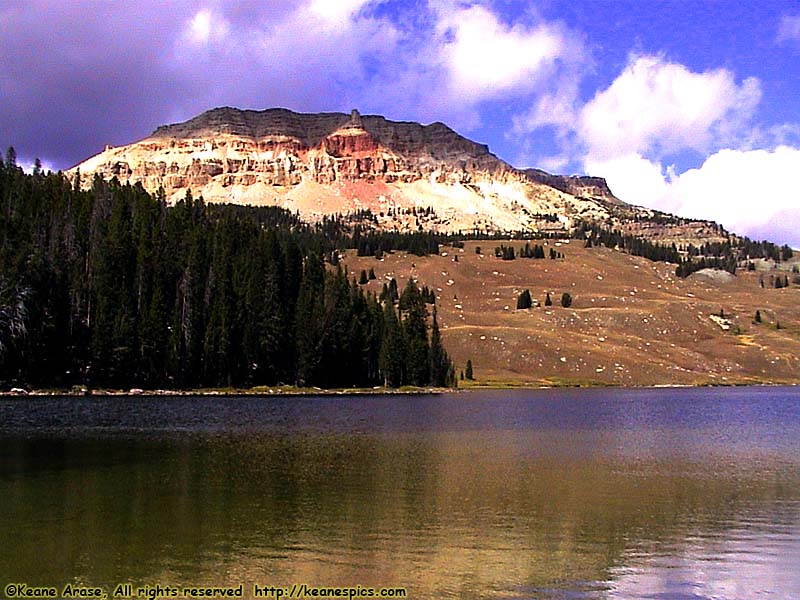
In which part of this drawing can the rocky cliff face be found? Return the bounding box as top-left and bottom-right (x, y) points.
(524, 169), (618, 203)
(70, 107), (689, 235)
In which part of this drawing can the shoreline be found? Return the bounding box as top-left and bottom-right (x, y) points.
(0, 385), (451, 397)
(2, 379), (799, 397)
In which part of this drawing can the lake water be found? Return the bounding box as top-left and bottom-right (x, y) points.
(1, 387), (799, 599)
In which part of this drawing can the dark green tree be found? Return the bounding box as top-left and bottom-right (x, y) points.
(0, 281), (29, 366)
(399, 278), (429, 386)
(428, 309), (453, 387)
(388, 278), (399, 303)
(517, 289), (533, 309)
(294, 253), (326, 386)
(465, 359), (474, 381)
(379, 300), (404, 387)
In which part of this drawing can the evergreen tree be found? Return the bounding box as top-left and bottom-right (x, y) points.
(561, 293), (572, 308)
(516, 289), (533, 309)
(294, 253), (326, 386)
(399, 278), (429, 386)
(465, 359), (474, 380)
(379, 300), (404, 387)
(0, 281), (29, 366)
(754, 310), (762, 323)
(545, 292), (552, 306)
(362, 292), (384, 384)
(428, 309), (452, 387)
(201, 215), (240, 387)
(317, 265), (354, 388)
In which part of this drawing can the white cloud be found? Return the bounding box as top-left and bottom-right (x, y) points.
(585, 152), (671, 210)
(170, 1), (400, 116)
(777, 15), (800, 43)
(185, 9), (230, 45)
(586, 147), (800, 247)
(584, 152), (675, 212)
(571, 54), (800, 246)
(435, 4), (578, 104)
(165, 1), (589, 142)
(308, 0), (374, 28)
(580, 55), (761, 161)
(536, 154), (570, 174)
(20, 157), (56, 175)
(521, 80), (580, 131)
(667, 146), (800, 235)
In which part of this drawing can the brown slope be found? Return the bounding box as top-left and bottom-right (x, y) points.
(345, 241), (800, 386)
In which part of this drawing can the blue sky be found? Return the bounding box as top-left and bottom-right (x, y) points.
(2, 0), (799, 245)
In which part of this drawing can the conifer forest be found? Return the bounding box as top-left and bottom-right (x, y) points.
(0, 154), (455, 389)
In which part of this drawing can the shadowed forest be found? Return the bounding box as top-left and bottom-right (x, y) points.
(0, 153), (454, 390)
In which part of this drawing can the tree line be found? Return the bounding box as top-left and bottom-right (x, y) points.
(576, 222), (794, 279)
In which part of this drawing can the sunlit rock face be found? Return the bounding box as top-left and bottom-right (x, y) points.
(68, 107), (661, 234)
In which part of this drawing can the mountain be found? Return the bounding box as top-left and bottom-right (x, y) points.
(69, 107), (719, 242)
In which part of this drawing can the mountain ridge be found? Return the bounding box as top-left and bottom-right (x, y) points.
(151, 107), (496, 163)
(69, 106), (720, 243)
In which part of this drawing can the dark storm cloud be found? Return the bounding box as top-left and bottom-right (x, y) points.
(0, 0), (541, 171)
(0, 0), (391, 169)
(1, 2), (192, 167)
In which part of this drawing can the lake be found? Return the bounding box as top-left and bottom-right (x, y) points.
(1, 387), (799, 599)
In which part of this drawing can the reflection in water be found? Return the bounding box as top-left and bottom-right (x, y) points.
(1, 388), (799, 599)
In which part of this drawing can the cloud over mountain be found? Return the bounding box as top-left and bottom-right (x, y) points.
(580, 55), (761, 161)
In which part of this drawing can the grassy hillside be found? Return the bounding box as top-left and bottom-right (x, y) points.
(345, 241), (800, 387)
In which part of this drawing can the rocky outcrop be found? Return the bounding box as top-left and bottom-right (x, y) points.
(71, 106), (695, 235)
(524, 169), (617, 202)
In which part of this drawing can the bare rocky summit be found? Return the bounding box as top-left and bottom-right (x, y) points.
(70, 107), (719, 240)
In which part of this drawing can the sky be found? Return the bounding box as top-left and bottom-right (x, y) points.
(2, 0), (799, 246)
